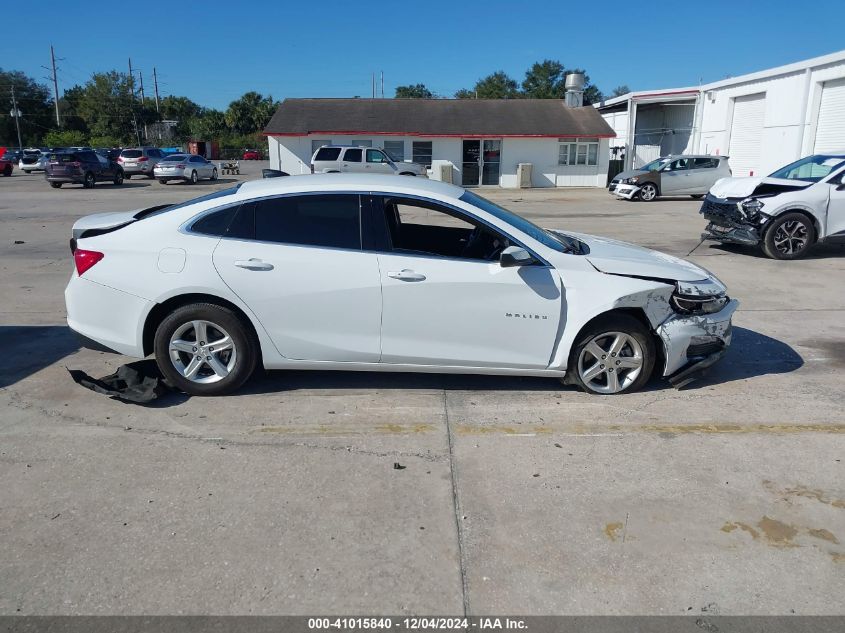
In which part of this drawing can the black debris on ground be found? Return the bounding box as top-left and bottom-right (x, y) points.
(67, 360), (177, 404)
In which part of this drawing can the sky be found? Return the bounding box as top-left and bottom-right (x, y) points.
(4, 0), (845, 110)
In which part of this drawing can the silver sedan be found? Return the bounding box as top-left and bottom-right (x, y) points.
(154, 154), (218, 184)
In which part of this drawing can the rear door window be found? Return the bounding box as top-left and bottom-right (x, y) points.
(343, 148), (362, 163)
(314, 147), (341, 161)
(693, 157), (717, 169)
(254, 194), (361, 250)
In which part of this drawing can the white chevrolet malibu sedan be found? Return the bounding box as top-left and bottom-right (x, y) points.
(65, 174), (737, 396)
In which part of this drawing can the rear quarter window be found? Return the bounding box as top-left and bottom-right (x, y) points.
(190, 206), (239, 236)
(314, 147), (341, 161)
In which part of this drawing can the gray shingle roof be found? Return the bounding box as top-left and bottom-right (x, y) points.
(264, 98), (615, 137)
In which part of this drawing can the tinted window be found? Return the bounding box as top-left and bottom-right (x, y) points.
(121, 150), (143, 158)
(343, 148), (362, 162)
(254, 194), (361, 249)
(162, 154), (187, 162)
(49, 153), (78, 163)
(366, 149), (388, 163)
(190, 156), (203, 163)
(693, 157), (718, 169)
(82, 151), (98, 162)
(314, 147), (341, 161)
(666, 158), (690, 171)
(191, 207), (238, 236)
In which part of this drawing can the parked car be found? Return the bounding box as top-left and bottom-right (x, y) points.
(2, 149), (23, 164)
(610, 155), (731, 201)
(118, 147), (164, 179)
(700, 152), (845, 260)
(64, 174), (736, 396)
(96, 148), (122, 162)
(45, 149), (124, 188)
(20, 148), (49, 173)
(1, 154), (14, 177)
(154, 153), (218, 184)
(242, 149), (261, 160)
(311, 145), (427, 177)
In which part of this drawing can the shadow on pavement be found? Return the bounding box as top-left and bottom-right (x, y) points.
(0, 325), (80, 388)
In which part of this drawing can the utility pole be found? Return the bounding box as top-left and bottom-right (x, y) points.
(372, 73), (375, 99)
(153, 67), (161, 114)
(50, 45), (60, 127)
(10, 86), (23, 150)
(128, 58), (141, 145)
(128, 58), (135, 98)
(381, 71), (384, 98)
(138, 71), (146, 104)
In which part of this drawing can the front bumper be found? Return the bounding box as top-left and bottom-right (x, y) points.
(657, 298), (739, 386)
(701, 214), (761, 246)
(613, 184), (640, 200)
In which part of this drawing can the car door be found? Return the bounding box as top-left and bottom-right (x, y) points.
(660, 158), (692, 194)
(689, 157), (719, 193)
(341, 148), (364, 173)
(212, 193), (383, 362)
(370, 195), (562, 369)
(825, 168), (845, 238)
(365, 149), (396, 175)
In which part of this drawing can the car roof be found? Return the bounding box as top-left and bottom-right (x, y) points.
(237, 173), (465, 200)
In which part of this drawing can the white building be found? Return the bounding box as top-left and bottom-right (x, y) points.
(597, 49), (845, 177)
(264, 98), (614, 187)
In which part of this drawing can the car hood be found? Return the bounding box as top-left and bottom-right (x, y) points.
(708, 176), (812, 199)
(559, 231), (713, 283)
(612, 169), (648, 181)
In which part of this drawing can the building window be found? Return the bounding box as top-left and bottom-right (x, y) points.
(558, 137), (599, 166)
(412, 141), (433, 168)
(383, 140), (405, 161)
(351, 139), (372, 147)
(311, 139), (331, 155)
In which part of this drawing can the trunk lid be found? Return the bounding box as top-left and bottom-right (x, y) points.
(71, 205), (172, 240)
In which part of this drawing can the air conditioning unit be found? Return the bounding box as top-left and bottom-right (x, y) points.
(517, 163), (533, 188)
(437, 162), (453, 183)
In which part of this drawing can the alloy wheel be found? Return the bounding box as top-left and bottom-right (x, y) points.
(640, 184), (657, 201)
(577, 331), (644, 394)
(773, 220), (809, 255)
(168, 320), (237, 384)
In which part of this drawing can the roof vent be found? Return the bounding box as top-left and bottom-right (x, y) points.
(564, 73), (585, 107)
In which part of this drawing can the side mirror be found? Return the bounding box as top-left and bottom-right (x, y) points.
(262, 169), (289, 179)
(500, 245), (536, 268)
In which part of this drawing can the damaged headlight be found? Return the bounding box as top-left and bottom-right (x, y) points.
(741, 198), (764, 221)
(670, 289), (729, 315)
(625, 176), (640, 184)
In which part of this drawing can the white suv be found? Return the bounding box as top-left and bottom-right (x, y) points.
(311, 145), (427, 177)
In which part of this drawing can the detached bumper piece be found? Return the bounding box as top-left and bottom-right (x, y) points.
(702, 218), (760, 246)
(667, 347), (727, 389)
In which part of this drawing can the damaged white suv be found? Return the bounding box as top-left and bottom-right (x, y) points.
(701, 153), (845, 259)
(65, 174), (737, 396)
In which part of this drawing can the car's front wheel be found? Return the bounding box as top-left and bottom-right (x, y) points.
(158, 178), (167, 184)
(190, 170), (198, 184)
(566, 314), (655, 395)
(50, 182), (62, 188)
(638, 183), (658, 201)
(762, 212), (816, 260)
(113, 171), (124, 185)
(83, 172), (96, 188)
(211, 167), (218, 180)
(154, 303), (258, 396)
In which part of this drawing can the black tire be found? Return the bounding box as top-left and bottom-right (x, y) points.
(190, 170), (198, 184)
(211, 167), (218, 181)
(565, 314), (655, 395)
(2, 165), (11, 177)
(690, 194), (704, 199)
(83, 172), (95, 189)
(147, 170), (155, 179)
(153, 303), (258, 396)
(125, 174), (131, 180)
(399, 172), (416, 176)
(637, 182), (658, 201)
(159, 179), (167, 184)
(762, 212), (816, 260)
(50, 182), (62, 188)
(113, 170), (124, 186)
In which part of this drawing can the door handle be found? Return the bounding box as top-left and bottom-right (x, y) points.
(234, 258), (274, 271)
(387, 269), (426, 281)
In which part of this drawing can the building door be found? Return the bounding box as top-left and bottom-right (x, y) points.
(728, 93), (765, 177)
(461, 139), (501, 186)
(814, 77), (845, 153)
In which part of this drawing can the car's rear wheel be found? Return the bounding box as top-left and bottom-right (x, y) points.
(158, 178), (167, 184)
(125, 174), (132, 180)
(211, 167), (218, 180)
(2, 165), (11, 177)
(154, 303), (258, 396)
(83, 172), (95, 188)
(638, 183), (658, 201)
(762, 212), (816, 260)
(50, 182), (62, 188)
(113, 171), (124, 185)
(566, 314), (655, 395)
(147, 170), (155, 179)
(190, 170), (198, 184)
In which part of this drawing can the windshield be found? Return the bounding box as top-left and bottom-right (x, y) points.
(769, 154), (845, 182)
(460, 190), (581, 254)
(638, 158), (671, 172)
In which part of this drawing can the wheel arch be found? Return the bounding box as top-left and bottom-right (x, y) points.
(142, 292), (263, 362)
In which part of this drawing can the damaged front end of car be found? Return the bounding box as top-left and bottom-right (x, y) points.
(699, 193), (768, 246)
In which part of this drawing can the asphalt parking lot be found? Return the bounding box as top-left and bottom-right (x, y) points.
(1, 161), (844, 615)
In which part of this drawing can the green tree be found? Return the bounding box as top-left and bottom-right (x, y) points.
(0, 69), (54, 147)
(189, 110), (228, 140)
(58, 85), (89, 134)
(456, 71), (520, 99)
(75, 71), (137, 144)
(394, 84), (433, 99)
(521, 60), (565, 99)
(225, 92), (277, 135)
(44, 129), (87, 147)
(610, 85), (630, 98)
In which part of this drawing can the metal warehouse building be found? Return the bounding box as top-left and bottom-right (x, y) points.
(264, 98), (614, 187)
(598, 49), (845, 178)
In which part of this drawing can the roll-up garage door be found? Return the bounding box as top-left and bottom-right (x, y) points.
(814, 77), (845, 153)
(728, 93), (765, 177)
